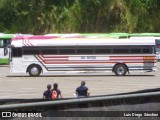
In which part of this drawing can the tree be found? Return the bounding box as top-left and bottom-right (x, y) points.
(0, 0), (160, 34)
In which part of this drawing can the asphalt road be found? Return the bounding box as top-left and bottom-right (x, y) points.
(0, 63), (160, 99)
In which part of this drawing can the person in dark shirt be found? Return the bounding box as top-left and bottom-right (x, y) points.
(51, 83), (63, 99)
(43, 84), (52, 99)
(75, 81), (90, 98)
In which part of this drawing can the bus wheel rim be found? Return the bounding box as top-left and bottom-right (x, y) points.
(117, 66), (125, 75)
(31, 67), (39, 75)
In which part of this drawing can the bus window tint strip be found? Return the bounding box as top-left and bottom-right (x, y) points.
(21, 45), (153, 55)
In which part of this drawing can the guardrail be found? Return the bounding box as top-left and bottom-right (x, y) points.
(0, 90), (160, 111)
(0, 88), (160, 117)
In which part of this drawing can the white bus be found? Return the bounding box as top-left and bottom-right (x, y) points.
(10, 35), (157, 76)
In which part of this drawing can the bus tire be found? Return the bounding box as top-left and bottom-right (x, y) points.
(28, 65), (41, 77)
(114, 64), (127, 76)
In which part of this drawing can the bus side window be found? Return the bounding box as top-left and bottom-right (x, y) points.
(1, 40), (9, 47)
(77, 49), (93, 54)
(12, 48), (22, 57)
(23, 49), (39, 55)
(59, 49), (75, 54)
(5, 40), (11, 47)
(143, 48), (151, 53)
(95, 49), (111, 54)
(113, 49), (129, 54)
(0, 40), (3, 47)
(131, 49), (141, 54)
(42, 49), (57, 54)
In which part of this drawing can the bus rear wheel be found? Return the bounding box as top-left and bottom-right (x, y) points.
(114, 64), (127, 76)
(28, 65), (41, 77)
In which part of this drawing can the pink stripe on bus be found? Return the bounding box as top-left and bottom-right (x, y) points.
(12, 35), (59, 41)
(43, 61), (156, 64)
(28, 36), (59, 39)
(41, 55), (68, 58)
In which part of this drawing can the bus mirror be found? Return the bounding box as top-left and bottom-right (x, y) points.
(4, 47), (8, 56)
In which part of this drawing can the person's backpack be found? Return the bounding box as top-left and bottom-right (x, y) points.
(51, 90), (57, 99)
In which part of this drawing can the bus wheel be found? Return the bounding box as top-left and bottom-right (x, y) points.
(114, 64), (127, 76)
(28, 65), (41, 77)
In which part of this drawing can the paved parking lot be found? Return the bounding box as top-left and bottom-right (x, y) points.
(0, 63), (160, 99)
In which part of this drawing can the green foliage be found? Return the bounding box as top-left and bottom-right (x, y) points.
(0, 0), (160, 34)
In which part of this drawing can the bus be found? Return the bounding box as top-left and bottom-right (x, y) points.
(155, 37), (160, 60)
(130, 36), (160, 60)
(0, 33), (14, 64)
(10, 35), (156, 76)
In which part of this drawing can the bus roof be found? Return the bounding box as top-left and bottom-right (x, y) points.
(128, 33), (160, 37)
(44, 33), (160, 39)
(12, 35), (57, 41)
(0, 33), (33, 39)
(11, 37), (155, 47)
(0, 34), (14, 39)
(45, 33), (128, 38)
(130, 36), (155, 40)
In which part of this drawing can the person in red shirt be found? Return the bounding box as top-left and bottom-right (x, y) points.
(51, 83), (63, 99)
